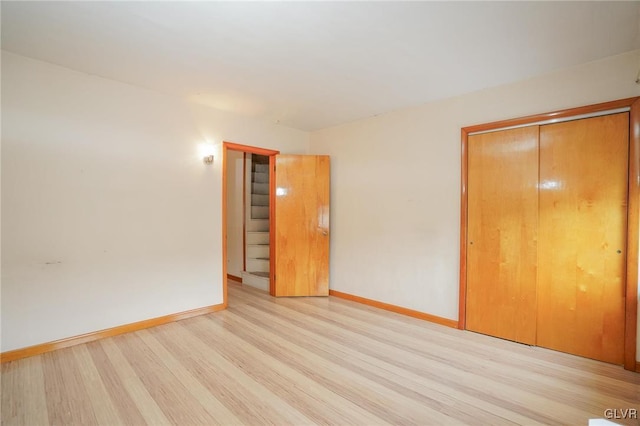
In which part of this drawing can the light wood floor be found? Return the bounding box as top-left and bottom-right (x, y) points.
(2, 282), (639, 425)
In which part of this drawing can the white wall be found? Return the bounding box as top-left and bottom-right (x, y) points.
(3, 48), (639, 361)
(226, 150), (244, 278)
(0, 51), (309, 352)
(309, 50), (640, 360)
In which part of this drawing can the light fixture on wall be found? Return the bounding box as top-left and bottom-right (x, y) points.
(198, 141), (216, 165)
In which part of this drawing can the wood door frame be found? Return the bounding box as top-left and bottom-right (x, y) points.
(459, 97), (640, 371)
(242, 152), (247, 273)
(222, 141), (280, 308)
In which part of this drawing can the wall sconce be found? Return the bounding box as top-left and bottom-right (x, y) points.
(198, 141), (216, 165)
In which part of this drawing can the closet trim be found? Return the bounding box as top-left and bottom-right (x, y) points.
(468, 107), (629, 136)
(459, 96), (640, 372)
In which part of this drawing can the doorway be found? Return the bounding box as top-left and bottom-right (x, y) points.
(223, 143), (332, 302)
(222, 142), (279, 306)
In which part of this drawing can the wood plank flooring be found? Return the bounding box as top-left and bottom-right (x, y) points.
(2, 282), (639, 425)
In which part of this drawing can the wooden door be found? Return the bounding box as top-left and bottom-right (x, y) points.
(537, 113), (628, 364)
(466, 126), (539, 344)
(274, 155), (330, 297)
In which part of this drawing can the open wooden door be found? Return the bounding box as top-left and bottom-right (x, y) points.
(273, 155), (330, 297)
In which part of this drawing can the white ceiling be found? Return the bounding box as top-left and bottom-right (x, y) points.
(2, 1), (639, 131)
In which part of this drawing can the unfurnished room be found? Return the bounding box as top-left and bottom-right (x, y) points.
(1, 1), (639, 425)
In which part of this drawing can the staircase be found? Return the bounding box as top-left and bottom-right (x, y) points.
(242, 158), (270, 291)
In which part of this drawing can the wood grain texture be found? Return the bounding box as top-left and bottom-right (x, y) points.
(222, 142), (229, 308)
(242, 152), (247, 273)
(0, 304), (224, 363)
(274, 155), (330, 297)
(329, 289), (457, 328)
(4, 283), (638, 426)
(223, 141), (280, 157)
(537, 113), (628, 365)
(1, 356), (49, 425)
(459, 129), (469, 330)
(625, 99), (640, 371)
(463, 97), (638, 135)
(461, 97), (640, 371)
(269, 154), (276, 295)
(466, 126), (539, 345)
(227, 274), (242, 282)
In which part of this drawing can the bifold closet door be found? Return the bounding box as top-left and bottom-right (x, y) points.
(537, 113), (628, 364)
(466, 126), (539, 345)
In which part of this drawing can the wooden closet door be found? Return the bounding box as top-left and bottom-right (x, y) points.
(537, 113), (628, 364)
(467, 126), (539, 344)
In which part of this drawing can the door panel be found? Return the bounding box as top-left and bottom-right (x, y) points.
(274, 155), (330, 297)
(466, 126), (539, 344)
(537, 113), (628, 364)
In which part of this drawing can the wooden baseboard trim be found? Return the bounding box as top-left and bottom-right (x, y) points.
(227, 274), (242, 283)
(329, 290), (458, 328)
(0, 303), (225, 363)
